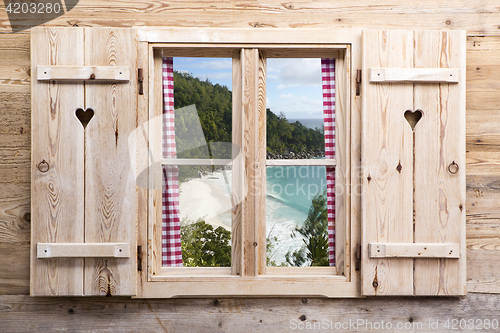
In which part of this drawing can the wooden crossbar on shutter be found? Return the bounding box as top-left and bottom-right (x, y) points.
(31, 28), (138, 296)
(361, 30), (466, 296)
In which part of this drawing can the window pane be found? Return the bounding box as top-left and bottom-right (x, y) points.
(266, 58), (325, 159)
(161, 56), (233, 267)
(265, 57), (336, 268)
(266, 165), (328, 267)
(173, 57), (233, 160)
(177, 166), (232, 267)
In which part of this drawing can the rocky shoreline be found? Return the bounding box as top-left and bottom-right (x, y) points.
(187, 150), (326, 180)
(266, 150), (325, 160)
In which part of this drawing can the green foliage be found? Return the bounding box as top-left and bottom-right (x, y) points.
(266, 109), (325, 154)
(181, 220), (231, 267)
(174, 71), (232, 145)
(173, 71), (233, 181)
(266, 236), (288, 267)
(286, 192), (329, 267)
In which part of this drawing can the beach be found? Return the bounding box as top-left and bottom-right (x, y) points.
(178, 169), (232, 230)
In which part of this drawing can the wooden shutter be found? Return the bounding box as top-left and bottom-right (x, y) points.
(361, 30), (466, 296)
(31, 28), (138, 296)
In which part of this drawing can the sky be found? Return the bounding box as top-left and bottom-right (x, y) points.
(174, 57), (324, 120)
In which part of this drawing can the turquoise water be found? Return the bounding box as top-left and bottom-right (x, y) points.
(266, 165), (327, 265)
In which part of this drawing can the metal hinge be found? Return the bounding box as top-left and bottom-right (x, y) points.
(355, 244), (361, 271)
(137, 245), (143, 272)
(356, 70), (362, 96)
(138, 68), (144, 95)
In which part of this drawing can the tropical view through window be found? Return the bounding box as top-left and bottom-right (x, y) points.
(168, 57), (329, 268)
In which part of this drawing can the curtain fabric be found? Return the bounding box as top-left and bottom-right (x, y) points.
(162, 57), (183, 267)
(321, 58), (336, 266)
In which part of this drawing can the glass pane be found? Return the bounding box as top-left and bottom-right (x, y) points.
(266, 58), (325, 159)
(266, 166), (329, 267)
(161, 56), (233, 267)
(173, 57), (233, 160)
(178, 166), (232, 267)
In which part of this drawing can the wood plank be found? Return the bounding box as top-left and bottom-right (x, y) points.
(31, 27), (85, 296)
(3, 293), (500, 332)
(37, 243), (130, 258)
(256, 50), (266, 275)
(0, 243), (29, 295)
(0, 148), (30, 183)
(467, 175), (500, 225)
(37, 66), (130, 81)
(231, 50), (243, 277)
(5, 9), (495, 34)
(467, 109), (500, 152)
(369, 68), (459, 83)
(467, 238), (500, 293)
(0, 92), (30, 149)
(467, 151), (500, 176)
(162, 158), (232, 166)
(241, 49), (258, 277)
(149, 49), (163, 277)
(413, 31), (466, 296)
(136, 40), (149, 296)
(0, 33), (30, 67)
(369, 243), (460, 258)
(84, 28), (137, 296)
(334, 49), (348, 277)
(0, 182), (30, 244)
(361, 30), (414, 296)
(265, 159), (336, 166)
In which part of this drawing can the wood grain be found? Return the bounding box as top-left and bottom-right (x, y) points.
(37, 65), (130, 81)
(361, 30), (414, 296)
(136, 40), (149, 297)
(231, 50), (243, 276)
(149, 49), (163, 277)
(369, 67), (459, 83)
(84, 28), (137, 296)
(241, 49), (258, 277)
(369, 243), (460, 258)
(0, 244), (30, 295)
(413, 31), (466, 296)
(37, 243), (130, 258)
(2, 293), (500, 332)
(30, 27), (85, 296)
(1, 0), (500, 34)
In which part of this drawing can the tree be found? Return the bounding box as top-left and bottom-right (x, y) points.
(181, 220), (231, 267)
(286, 192), (329, 266)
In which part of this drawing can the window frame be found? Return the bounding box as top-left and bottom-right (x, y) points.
(136, 28), (362, 298)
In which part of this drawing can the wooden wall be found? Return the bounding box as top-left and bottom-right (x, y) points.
(1, 0), (500, 331)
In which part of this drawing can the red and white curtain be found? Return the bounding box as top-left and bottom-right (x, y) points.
(162, 57), (183, 267)
(321, 58), (336, 266)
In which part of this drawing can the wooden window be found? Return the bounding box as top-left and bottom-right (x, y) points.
(31, 27), (466, 297)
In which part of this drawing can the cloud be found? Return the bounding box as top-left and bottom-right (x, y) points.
(195, 71), (232, 81)
(271, 94), (323, 119)
(267, 58), (322, 88)
(279, 93), (294, 99)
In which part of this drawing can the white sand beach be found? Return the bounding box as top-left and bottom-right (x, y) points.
(179, 170), (232, 230)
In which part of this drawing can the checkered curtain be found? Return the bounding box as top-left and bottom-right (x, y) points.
(162, 57), (183, 266)
(321, 58), (336, 266)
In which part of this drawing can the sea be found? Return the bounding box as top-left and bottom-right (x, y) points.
(287, 118), (324, 130)
(181, 119), (328, 266)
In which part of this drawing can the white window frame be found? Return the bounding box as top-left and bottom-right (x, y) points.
(136, 28), (362, 298)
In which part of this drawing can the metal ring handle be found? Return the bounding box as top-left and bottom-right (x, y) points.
(448, 161), (459, 174)
(37, 160), (49, 173)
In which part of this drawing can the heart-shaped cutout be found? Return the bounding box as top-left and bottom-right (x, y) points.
(75, 108), (94, 129)
(404, 109), (422, 131)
